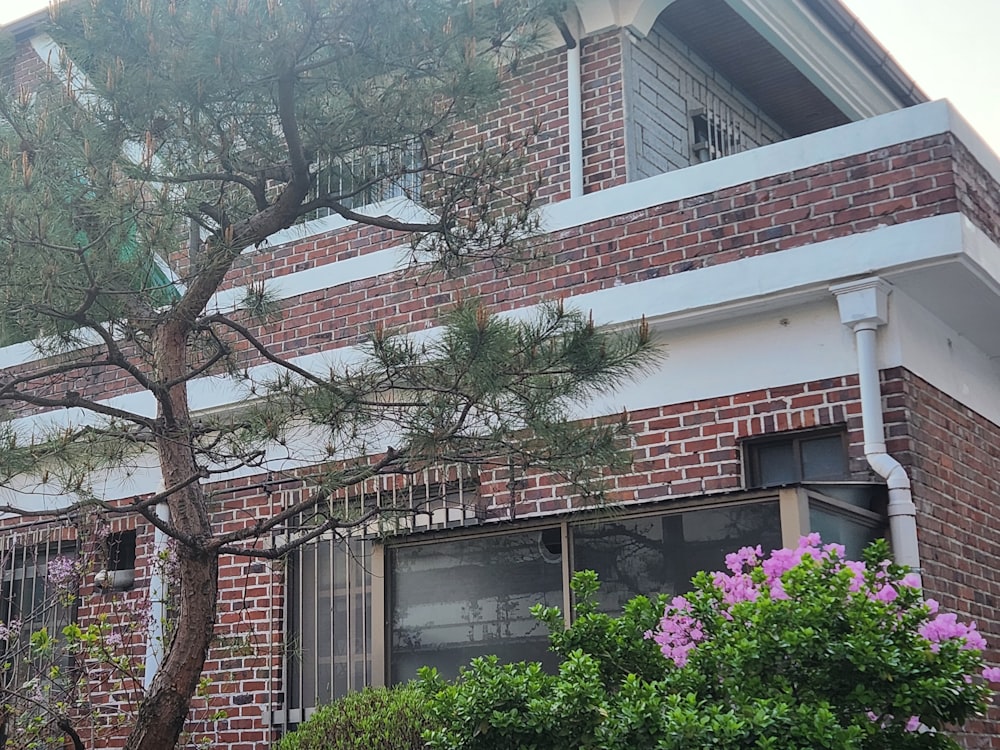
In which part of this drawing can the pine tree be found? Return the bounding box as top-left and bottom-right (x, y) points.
(0, 2), (655, 748)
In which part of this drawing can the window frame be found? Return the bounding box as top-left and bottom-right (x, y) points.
(278, 482), (886, 725)
(744, 427), (850, 488)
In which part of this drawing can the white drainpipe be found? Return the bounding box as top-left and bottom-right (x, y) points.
(567, 41), (584, 198)
(831, 278), (921, 581)
(144, 501), (171, 689)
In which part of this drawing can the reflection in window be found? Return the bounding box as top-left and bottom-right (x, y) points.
(572, 502), (783, 613)
(390, 532), (563, 683)
(808, 502), (881, 560)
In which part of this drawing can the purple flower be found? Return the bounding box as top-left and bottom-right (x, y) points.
(872, 584), (898, 603)
(981, 666), (1000, 683)
(46, 555), (80, 593)
(0, 620), (21, 641)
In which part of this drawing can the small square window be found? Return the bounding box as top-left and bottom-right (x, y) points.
(745, 429), (849, 488)
(108, 530), (137, 572)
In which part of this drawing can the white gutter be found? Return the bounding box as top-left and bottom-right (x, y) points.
(831, 278), (921, 581)
(567, 41), (584, 198)
(143, 501), (171, 689)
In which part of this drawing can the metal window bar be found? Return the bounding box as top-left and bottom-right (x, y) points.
(690, 89), (747, 163)
(0, 524), (78, 697)
(301, 142), (422, 223)
(279, 465), (479, 726)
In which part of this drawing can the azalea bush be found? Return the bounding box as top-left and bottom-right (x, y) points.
(421, 536), (999, 750)
(641, 535), (997, 748)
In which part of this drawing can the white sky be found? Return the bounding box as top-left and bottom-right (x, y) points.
(2, 0), (999, 153)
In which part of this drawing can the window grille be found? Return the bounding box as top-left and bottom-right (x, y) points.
(301, 142), (422, 223)
(0, 525), (78, 689)
(280, 465), (480, 724)
(690, 96), (746, 163)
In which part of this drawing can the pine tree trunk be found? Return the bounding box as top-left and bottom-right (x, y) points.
(125, 322), (219, 750)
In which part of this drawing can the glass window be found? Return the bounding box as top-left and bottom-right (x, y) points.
(389, 531), (563, 683)
(747, 429), (849, 487)
(285, 534), (373, 714)
(572, 502), (783, 612)
(808, 502), (882, 560)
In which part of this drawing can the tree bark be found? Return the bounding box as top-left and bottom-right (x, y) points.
(125, 322), (219, 750)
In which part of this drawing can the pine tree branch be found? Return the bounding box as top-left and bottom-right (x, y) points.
(0, 388), (156, 431)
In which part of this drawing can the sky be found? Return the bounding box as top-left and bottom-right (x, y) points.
(1, 0), (999, 154)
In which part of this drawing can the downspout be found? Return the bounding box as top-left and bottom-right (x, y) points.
(143, 501), (170, 690)
(553, 15), (584, 198)
(831, 278), (921, 581)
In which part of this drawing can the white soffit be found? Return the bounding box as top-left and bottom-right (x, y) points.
(575, 0), (904, 119)
(720, 0), (901, 119)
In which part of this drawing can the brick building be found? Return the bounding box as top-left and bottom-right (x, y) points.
(2, 0), (1000, 748)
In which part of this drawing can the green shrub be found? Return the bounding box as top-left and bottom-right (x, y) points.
(276, 684), (429, 750)
(420, 539), (999, 750)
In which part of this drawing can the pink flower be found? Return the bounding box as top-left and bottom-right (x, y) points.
(800, 532), (821, 548)
(981, 666), (1000, 683)
(873, 584), (898, 603)
(653, 602), (706, 667)
(919, 613), (986, 652)
(904, 716), (921, 732)
(712, 571), (760, 605)
(822, 542), (846, 561)
(769, 578), (789, 601)
(762, 547), (797, 581)
(900, 572), (921, 589)
(725, 545), (763, 575)
(844, 560), (866, 592)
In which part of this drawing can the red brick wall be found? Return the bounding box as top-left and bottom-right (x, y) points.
(477, 374), (871, 517)
(10, 37), (47, 91)
(581, 30), (628, 191)
(889, 368), (1000, 747)
(5, 132), (973, 420)
(7, 366), (1000, 748)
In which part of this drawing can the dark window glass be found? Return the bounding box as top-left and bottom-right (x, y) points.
(747, 430), (848, 487)
(808, 503), (882, 560)
(389, 531), (562, 683)
(108, 530), (137, 571)
(572, 502), (783, 612)
(755, 442), (797, 486)
(801, 435), (848, 480)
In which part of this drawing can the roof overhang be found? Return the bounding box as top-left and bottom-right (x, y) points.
(571, 0), (924, 128)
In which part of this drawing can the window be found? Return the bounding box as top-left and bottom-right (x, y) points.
(387, 500), (783, 682)
(300, 142), (422, 223)
(390, 529), (564, 683)
(0, 533), (78, 683)
(285, 532), (374, 723)
(280, 470), (479, 725)
(745, 429), (849, 488)
(94, 529), (137, 591)
(282, 483), (884, 721)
